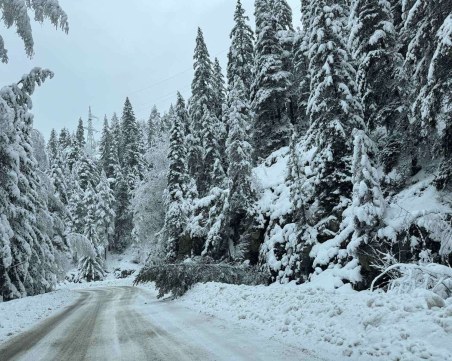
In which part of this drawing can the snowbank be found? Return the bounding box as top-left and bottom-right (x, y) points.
(0, 289), (77, 343)
(179, 282), (452, 361)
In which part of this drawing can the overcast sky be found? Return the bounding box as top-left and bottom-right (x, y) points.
(0, 0), (300, 140)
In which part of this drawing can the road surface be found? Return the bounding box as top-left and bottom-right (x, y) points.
(0, 286), (322, 361)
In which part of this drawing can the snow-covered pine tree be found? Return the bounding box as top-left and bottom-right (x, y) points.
(147, 105), (161, 149)
(95, 171), (116, 253)
(0, 68), (57, 300)
(121, 97), (145, 189)
(58, 128), (71, 150)
(188, 27), (214, 183)
(110, 112), (122, 167)
(200, 105), (226, 195)
(112, 170), (133, 251)
(224, 77), (256, 260)
(74, 152), (100, 192)
(292, 2), (313, 133)
(78, 184), (105, 281)
(400, 0), (451, 180)
(417, 14), (452, 190)
(47, 129), (58, 166)
(252, 0), (292, 161)
(162, 92), (190, 261)
(0, 0), (68, 63)
(348, 0), (409, 177)
(98, 115), (118, 180)
(300, 0), (365, 279)
(227, 0), (255, 92)
(212, 58), (226, 120)
(76, 118), (85, 148)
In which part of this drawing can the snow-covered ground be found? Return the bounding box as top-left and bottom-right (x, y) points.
(0, 288), (76, 343)
(178, 282), (452, 361)
(2, 248), (451, 361)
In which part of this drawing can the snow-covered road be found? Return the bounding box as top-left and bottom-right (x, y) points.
(0, 286), (323, 361)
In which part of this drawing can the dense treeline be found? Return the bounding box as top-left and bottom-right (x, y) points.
(155, 0), (452, 289)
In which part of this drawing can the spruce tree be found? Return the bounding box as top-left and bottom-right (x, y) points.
(224, 77), (256, 259)
(163, 93), (190, 260)
(76, 118), (85, 148)
(252, 0), (292, 161)
(99, 115), (118, 179)
(58, 128), (71, 150)
(212, 58), (226, 120)
(95, 172), (115, 254)
(300, 0), (365, 274)
(47, 129), (58, 165)
(147, 106), (160, 149)
(188, 27), (214, 181)
(0, 69), (57, 300)
(121, 97), (145, 189)
(227, 0), (255, 91)
(200, 105), (226, 194)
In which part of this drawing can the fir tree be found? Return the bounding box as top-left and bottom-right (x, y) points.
(224, 77), (256, 260)
(47, 129), (58, 165)
(58, 128), (71, 150)
(200, 106), (226, 194)
(300, 0), (365, 274)
(212, 58), (226, 120)
(227, 0), (255, 91)
(0, 69), (57, 300)
(99, 115), (118, 179)
(121, 97), (145, 188)
(112, 171), (133, 251)
(252, 0), (292, 161)
(95, 171), (115, 252)
(188, 27), (214, 180)
(147, 106), (160, 149)
(162, 92), (190, 261)
(76, 118), (85, 148)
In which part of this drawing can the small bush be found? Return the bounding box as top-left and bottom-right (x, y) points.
(134, 262), (269, 298)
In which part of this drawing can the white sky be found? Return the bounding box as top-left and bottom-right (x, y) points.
(0, 0), (301, 140)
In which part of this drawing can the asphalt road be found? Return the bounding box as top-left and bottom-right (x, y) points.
(0, 286), (322, 361)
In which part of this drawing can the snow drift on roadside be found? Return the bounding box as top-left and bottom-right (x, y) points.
(179, 282), (452, 361)
(0, 289), (77, 343)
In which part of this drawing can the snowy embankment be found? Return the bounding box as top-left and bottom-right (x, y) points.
(179, 282), (452, 361)
(0, 289), (77, 343)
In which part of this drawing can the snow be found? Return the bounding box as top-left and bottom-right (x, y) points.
(180, 282), (452, 361)
(253, 147), (292, 221)
(0, 288), (76, 343)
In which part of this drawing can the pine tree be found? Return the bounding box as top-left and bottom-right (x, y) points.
(224, 77), (256, 260)
(300, 0), (365, 275)
(58, 128), (71, 150)
(227, 0), (255, 91)
(121, 97), (145, 189)
(47, 129), (58, 165)
(349, 0), (403, 132)
(99, 115), (118, 179)
(212, 58), (226, 119)
(147, 106), (160, 149)
(163, 92), (190, 261)
(0, 68), (57, 300)
(252, 0), (292, 161)
(93, 172), (116, 255)
(112, 171), (133, 251)
(200, 106), (226, 194)
(74, 152), (100, 192)
(76, 118), (85, 148)
(188, 27), (214, 180)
